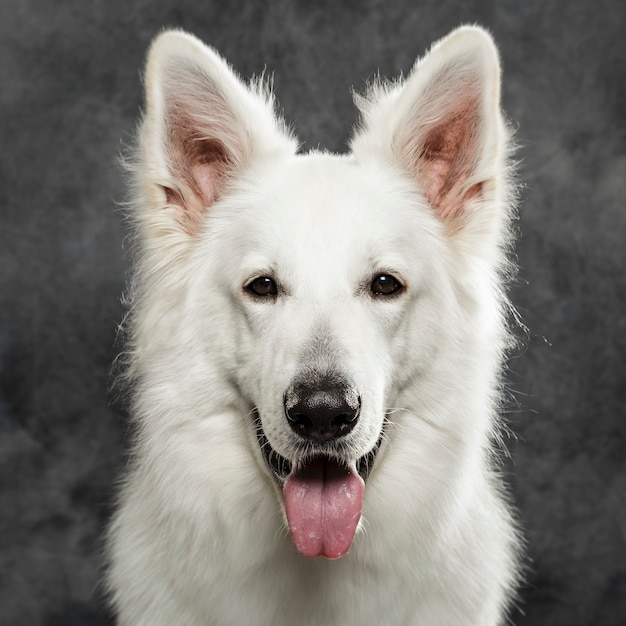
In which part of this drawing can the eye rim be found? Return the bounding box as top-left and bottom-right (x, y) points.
(244, 275), (279, 299)
(370, 273), (404, 298)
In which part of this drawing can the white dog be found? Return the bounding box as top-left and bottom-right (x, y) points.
(107, 25), (521, 625)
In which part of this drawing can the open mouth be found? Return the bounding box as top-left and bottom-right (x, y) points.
(253, 411), (384, 560)
(253, 411), (384, 486)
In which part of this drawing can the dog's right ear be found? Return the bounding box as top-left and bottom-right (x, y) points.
(135, 30), (296, 236)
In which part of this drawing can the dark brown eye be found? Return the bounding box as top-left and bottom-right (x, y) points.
(245, 276), (278, 298)
(370, 274), (403, 297)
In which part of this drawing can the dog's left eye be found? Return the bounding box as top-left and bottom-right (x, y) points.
(245, 276), (278, 298)
(370, 274), (404, 297)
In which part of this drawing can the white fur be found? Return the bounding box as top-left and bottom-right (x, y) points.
(107, 25), (521, 625)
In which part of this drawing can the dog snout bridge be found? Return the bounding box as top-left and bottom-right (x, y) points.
(284, 378), (361, 442)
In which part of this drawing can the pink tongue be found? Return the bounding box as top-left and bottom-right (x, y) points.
(283, 457), (364, 559)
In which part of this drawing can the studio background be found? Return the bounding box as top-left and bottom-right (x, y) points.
(1, 1), (624, 625)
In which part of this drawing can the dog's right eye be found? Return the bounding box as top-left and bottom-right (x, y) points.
(245, 276), (278, 298)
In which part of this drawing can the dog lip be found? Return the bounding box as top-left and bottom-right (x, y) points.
(253, 409), (384, 485)
(253, 411), (293, 484)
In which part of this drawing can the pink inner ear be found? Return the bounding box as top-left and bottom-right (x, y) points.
(419, 101), (482, 222)
(164, 130), (232, 228)
(159, 62), (241, 232)
(164, 160), (220, 225)
(192, 162), (219, 207)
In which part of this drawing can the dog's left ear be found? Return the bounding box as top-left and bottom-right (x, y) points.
(352, 26), (510, 238)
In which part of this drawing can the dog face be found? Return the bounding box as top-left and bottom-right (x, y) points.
(219, 155), (436, 465)
(200, 154), (452, 558)
(132, 26), (509, 559)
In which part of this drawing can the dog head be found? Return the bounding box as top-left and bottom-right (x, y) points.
(131, 26), (511, 559)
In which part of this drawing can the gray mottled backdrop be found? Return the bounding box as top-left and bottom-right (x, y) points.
(1, 1), (624, 625)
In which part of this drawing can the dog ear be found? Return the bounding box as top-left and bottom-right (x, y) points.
(352, 26), (510, 236)
(135, 30), (296, 235)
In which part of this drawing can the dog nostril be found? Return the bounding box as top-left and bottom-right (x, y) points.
(337, 410), (359, 424)
(287, 412), (315, 435)
(331, 413), (356, 431)
(284, 381), (361, 442)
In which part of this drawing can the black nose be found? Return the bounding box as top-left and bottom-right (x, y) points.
(284, 378), (361, 442)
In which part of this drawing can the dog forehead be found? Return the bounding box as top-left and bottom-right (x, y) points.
(210, 151), (440, 289)
(268, 152), (388, 213)
(242, 152), (430, 246)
